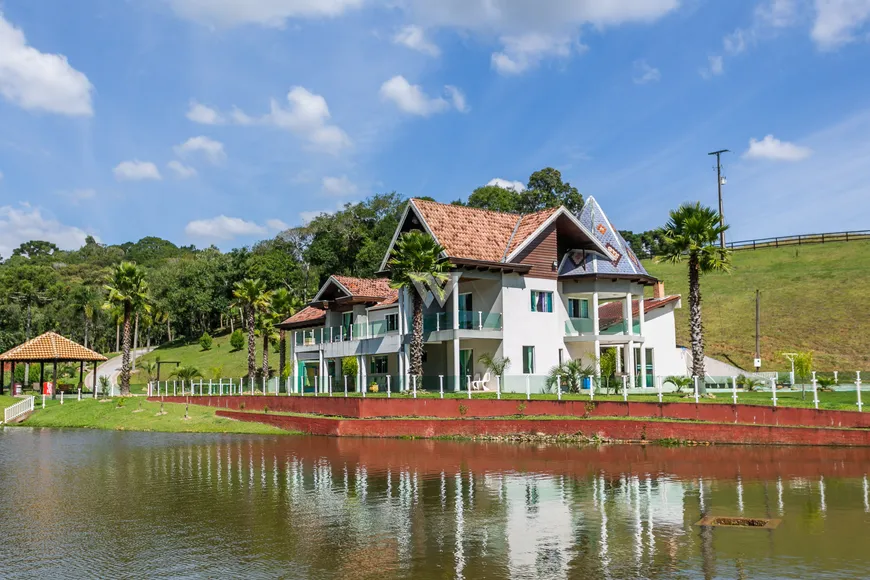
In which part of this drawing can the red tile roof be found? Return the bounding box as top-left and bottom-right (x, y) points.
(598, 295), (681, 330)
(412, 199), (560, 263)
(0, 332), (108, 362)
(332, 275), (396, 301)
(278, 306), (326, 329)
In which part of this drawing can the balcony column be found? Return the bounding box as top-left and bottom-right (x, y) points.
(292, 341), (299, 394)
(318, 348), (325, 394)
(638, 295), (647, 389)
(359, 355), (367, 393)
(452, 339), (460, 392)
(451, 273), (461, 331)
(623, 292), (633, 336)
(592, 291), (601, 377)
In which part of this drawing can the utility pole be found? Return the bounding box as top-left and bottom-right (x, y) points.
(708, 149), (730, 249)
(754, 290), (761, 372)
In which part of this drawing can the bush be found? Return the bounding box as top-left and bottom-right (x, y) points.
(13, 364), (41, 386)
(341, 357), (358, 381)
(199, 332), (213, 351)
(229, 329), (245, 351)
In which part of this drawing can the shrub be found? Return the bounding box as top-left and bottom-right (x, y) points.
(341, 357), (358, 381)
(229, 329), (245, 351)
(13, 364), (41, 386)
(369, 382), (379, 393)
(199, 332), (213, 351)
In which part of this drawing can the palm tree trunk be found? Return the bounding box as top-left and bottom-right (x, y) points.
(262, 333), (269, 381)
(688, 255), (706, 394)
(278, 330), (286, 380)
(116, 321), (120, 352)
(166, 317), (172, 342)
(120, 303), (132, 396)
(132, 313), (139, 371)
(83, 315), (89, 349)
(246, 307), (256, 379)
(410, 292), (424, 376)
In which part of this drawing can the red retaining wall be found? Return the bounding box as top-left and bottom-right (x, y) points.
(152, 395), (870, 429)
(215, 410), (870, 446)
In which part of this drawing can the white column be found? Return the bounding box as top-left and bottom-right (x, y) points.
(592, 291), (601, 378)
(627, 342), (636, 389)
(397, 348), (404, 392)
(357, 355), (363, 393)
(292, 346), (298, 394)
(451, 273), (461, 330)
(624, 292), (633, 336)
(360, 355), (367, 393)
(594, 340), (601, 378)
(452, 338), (460, 392)
(638, 295), (647, 388)
(318, 349), (324, 394)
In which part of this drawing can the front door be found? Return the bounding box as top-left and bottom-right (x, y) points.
(459, 349), (473, 387)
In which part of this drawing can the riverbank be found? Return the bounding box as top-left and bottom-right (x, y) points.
(15, 398), (291, 435)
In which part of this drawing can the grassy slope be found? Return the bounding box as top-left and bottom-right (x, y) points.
(644, 240), (870, 372)
(19, 398), (290, 434)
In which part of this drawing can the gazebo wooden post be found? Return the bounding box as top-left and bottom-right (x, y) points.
(93, 361), (98, 398)
(40, 362), (47, 399)
(0, 363), (4, 396)
(79, 361), (84, 390)
(53, 361), (58, 399)
(10, 363), (15, 395)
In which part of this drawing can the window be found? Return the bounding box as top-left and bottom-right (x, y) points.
(530, 291), (553, 313)
(568, 298), (589, 319)
(558, 348), (564, 365)
(370, 356), (388, 375)
(385, 313), (399, 332)
(523, 346), (535, 374)
(459, 293), (473, 329)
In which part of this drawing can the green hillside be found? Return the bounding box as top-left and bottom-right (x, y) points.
(644, 240), (870, 372)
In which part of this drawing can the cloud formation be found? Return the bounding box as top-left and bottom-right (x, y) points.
(812, 0), (870, 49)
(380, 76), (467, 116)
(166, 0), (364, 27)
(0, 204), (92, 257)
(174, 136), (227, 164)
(322, 175), (358, 196)
(168, 160), (198, 178)
(393, 25), (440, 56)
(632, 60), (661, 84)
(185, 215), (267, 240)
(187, 101), (224, 124)
(114, 160), (162, 181)
(743, 134), (813, 161)
(487, 178), (526, 192)
(0, 12), (93, 116)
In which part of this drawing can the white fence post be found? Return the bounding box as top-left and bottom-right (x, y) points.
(693, 376), (699, 404)
(657, 376), (663, 403)
(413, 375), (417, 399)
(467, 375), (471, 399)
(387, 376), (391, 398)
(622, 375), (628, 402)
(439, 375), (444, 399)
(42, 394), (46, 409)
(557, 376), (561, 401)
(329, 376), (333, 397)
(60, 392), (64, 405)
(526, 375), (531, 401)
(857, 372), (863, 412)
(496, 375), (501, 400)
(314, 376), (319, 397)
(771, 377), (777, 407)
(812, 371), (819, 410)
(344, 375), (348, 398)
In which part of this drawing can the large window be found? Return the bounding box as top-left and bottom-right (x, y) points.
(370, 356), (388, 375)
(568, 298), (589, 318)
(530, 291), (553, 313)
(523, 346), (535, 374)
(385, 313), (399, 332)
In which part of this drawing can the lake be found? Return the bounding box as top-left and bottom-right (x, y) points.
(1, 429), (869, 579)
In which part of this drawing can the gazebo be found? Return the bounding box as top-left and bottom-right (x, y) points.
(0, 332), (108, 398)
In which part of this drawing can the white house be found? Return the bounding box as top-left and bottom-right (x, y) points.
(278, 197), (685, 393)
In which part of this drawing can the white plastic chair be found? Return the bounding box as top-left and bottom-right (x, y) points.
(473, 372), (491, 391)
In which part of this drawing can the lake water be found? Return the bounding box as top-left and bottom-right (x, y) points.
(1, 429), (869, 579)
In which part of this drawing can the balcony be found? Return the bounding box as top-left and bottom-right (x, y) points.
(601, 321), (641, 335)
(295, 322), (399, 347)
(423, 311), (503, 333)
(564, 317), (593, 336)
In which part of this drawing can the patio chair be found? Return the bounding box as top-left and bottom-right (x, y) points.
(472, 372), (491, 391)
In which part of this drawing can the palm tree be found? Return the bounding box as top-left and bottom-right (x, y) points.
(271, 288), (301, 379)
(171, 365), (202, 382)
(546, 359), (594, 393)
(103, 262), (151, 396)
(387, 231), (449, 377)
(664, 375), (693, 394)
(233, 278), (272, 379)
(657, 203), (731, 393)
(256, 312), (279, 379)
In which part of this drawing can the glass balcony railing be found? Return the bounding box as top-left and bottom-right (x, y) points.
(424, 311), (503, 332)
(565, 317), (594, 335)
(600, 321), (642, 335)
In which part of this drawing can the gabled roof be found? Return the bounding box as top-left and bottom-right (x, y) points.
(560, 196), (653, 280)
(598, 296), (681, 331)
(0, 332), (108, 362)
(312, 275), (397, 304)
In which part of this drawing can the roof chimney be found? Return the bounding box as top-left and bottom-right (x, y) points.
(653, 281), (666, 300)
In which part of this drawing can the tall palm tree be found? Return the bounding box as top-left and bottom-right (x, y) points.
(657, 203), (731, 393)
(271, 288), (301, 378)
(388, 231), (449, 377)
(103, 262), (151, 396)
(233, 278), (271, 379)
(256, 313), (279, 380)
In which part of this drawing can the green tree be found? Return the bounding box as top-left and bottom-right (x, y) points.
(521, 167), (583, 214)
(387, 231), (449, 378)
(478, 352), (512, 376)
(656, 203), (731, 393)
(12, 240), (60, 260)
(271, 288), (301, 382)
(256, 313), (278, 379)
(103, 262), (151, 396)
(199, 332), (213, 351)
(465, 185), (522, 213)
(232, 278), (271, 379)
(546, 359), (594, 394)
(171, 365), (202, 382)
(793, 350), (814, 400)
(598, 349), (618, 394)
(229, 328), (245, 352)
(664, 375), (693, 394)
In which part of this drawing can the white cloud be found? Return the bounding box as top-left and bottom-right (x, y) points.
(632, 59), (661, 84)
(812, 0), (870, 49)
(0, 204), (92, 258)
(445, 85), (469, 113)
(167, 160), (198, 179)
(491, 33), (574, 75)
(322, 175), (358, 196)
(266, 218), (289, 231)
(266, 87), (352, 153)
(380, 76), (467, 116)
(166, 0), (364, 27)
(487, 178), (526, 192)
(393, 25), (440, 56)
(113, 160), (162, 181)
(187, 101), (224, 124)
(185, 216), (268, 240)
(174, 136), (226, 164)
(743, 134), (813, 161)
(0, 12), (93, 116)
(700, 55), (724, 79)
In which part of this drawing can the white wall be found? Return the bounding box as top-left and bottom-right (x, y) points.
(501, 274), (565, 378)
(643, 303), (686, 377)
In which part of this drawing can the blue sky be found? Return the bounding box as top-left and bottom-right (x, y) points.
(1, 0), (870, 256)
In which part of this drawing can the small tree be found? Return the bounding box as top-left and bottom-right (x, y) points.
(793, 351), (814, 400)
(230, 329), (245, 351)
(598, 349), (618, 394)
(209, 366), (224, 380)
(546, 359), (594, 394)
(98, 375), (111, 398)
(172, 366), (202, 382)
(478, 352), (511, 377)
(199, 332), (213, 351)
(664, 375), (693, 394)
(341, 357), (359, 388)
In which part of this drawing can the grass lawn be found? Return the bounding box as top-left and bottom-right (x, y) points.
(0, 395), (23, 410)
(18, 398), (292, 434)
(133, 330), (264, 383)
(644, 240), (870, 371)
